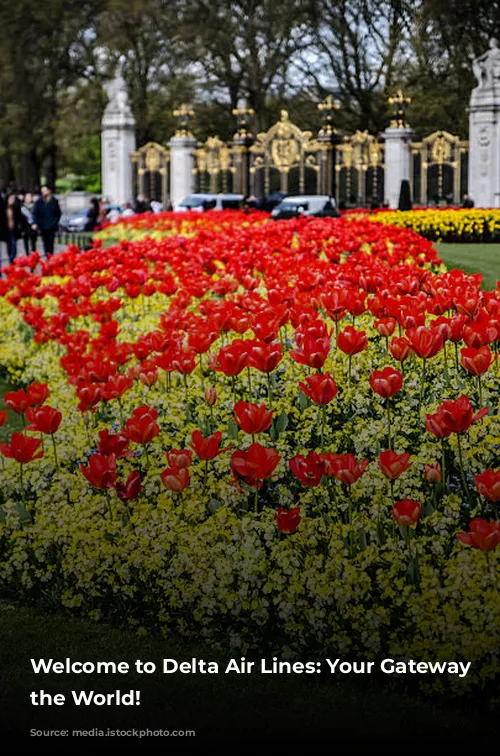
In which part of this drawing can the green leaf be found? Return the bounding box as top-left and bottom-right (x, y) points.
(0, 506), (5, 525)
(298, 390), (310, 412)
(358, 526), (367, 552)
(16, 502), (31, 525)
(227, 418), (239, 440)
(208, 498), (224, 514)
(275, 410), (289, 437)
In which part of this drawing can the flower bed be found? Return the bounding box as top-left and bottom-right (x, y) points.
(366, 208), (500, 242)
(0, 212), (499, 697)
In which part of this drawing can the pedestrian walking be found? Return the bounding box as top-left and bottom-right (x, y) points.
(32, 185), (61, 257)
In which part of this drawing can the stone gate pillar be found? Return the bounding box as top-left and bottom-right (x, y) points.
(169, 135), (197, 207)
(101, 67), (136, 206)
(169, 105), (197, 207)
(381, 127), (413, 209)
(382, 91), (413, 209)
(469, 40), (500, 208)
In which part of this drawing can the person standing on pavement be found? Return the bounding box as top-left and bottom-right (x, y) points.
(32, 185), (61, 257)
(0, 192), (7, 265)
(5, 193), (23, 264)
(20, 191), (37, 253)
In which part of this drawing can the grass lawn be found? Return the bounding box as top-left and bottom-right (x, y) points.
(1, 601), (499, 745)
(437, 243), (500, 289)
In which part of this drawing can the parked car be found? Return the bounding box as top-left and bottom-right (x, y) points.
(271, 195), (339, 220)
(175, 193), (244, 212)
(59, 209), (90, 233)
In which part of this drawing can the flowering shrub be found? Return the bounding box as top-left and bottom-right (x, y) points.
(0, 212), (499, 697)
(366, 208), (500, 243)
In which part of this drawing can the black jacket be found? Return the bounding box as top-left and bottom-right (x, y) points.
(33, 196), (61, 232)
(0, 196), (7, 242)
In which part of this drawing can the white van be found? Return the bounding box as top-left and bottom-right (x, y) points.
(175, 193), (244, 212)
(271, 195), (338, 219)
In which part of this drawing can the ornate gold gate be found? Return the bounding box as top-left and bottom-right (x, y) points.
(410, 131), (468, 204)
(193, 136), (234, 193)
(250, 110), (320, 195)
(131, 142), (170, 203)
(337, 131), (384, 207)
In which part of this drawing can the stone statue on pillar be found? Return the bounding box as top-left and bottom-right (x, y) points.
(469, 40), (500, 208)
(101, 64), (136, 206)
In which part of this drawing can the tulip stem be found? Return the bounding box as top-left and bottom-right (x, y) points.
(456, 433), (472, 505)
(247, 367), (252, 401)
(441, 439), (446, 490)
(202, 459), (209, 496)
(321, 405), (326, 450)
(51, 434), (59, 470)
(19, 462), (25, 505)
(105, 489), (113, 518)
(254, 483), (259, 514)
(386, 398), (392, 449)
(267, 372), (273, 404)
(477, 374), (483, 405)
(418, 359), (426, 416)
(348, 355), (352, 387)
(117, 399), (125, 427)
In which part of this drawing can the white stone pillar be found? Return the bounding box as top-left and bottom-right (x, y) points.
(101, 70), (136, 206)
(468, 41), (500, 208)
(169, 135), (197, 207)
(381, 127), (413, 209)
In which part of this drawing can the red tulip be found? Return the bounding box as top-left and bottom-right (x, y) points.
(0, 432), (44, 463)
(4, 389), (30, 415)
(25, 405), (62, 435)
(290, 334), (330, 370)
(298, 372), (338, 405)
(375, 317), (397, 338)
(324, 453), (368, 485)
(337, 326), (368, 356)
(76, 384), (102, 413)
(116, 471), (143, 501)
(231, 442), (281, 488)
(248, 341), (283, 373)
(378, 450), (412, 480)
(276, 507), (301, 534)
(233, 401), (273, 435)
(424, 462), (442, 484)
(97, 429), (132, 458)
(475, 469), (500, 502)
(389, 336), (413, 362)
(0, 410), (7, 426)
(211, 342), (248, 376)
(125, 405), (160, 444)
(406, 326), (443, 360)
(439, 395), (488, 434)
(191, 430), (228, 460)
(80, 453), (117, 489)
(460, 346), (493, 376)
(161, 466), (190, 492)
(289, 452), (325, 487)
(392, 499), (421, 527)
(425, 406), (452, 439)
(457, 518), (500, 552)
(369, 367), (402, 398)
(165, 449), (193, 468)
(26, 382), (50, 406)
(101, 373), (134, 401)
(204, 387), (217, 406)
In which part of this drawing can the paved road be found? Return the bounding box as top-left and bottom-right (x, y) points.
(0, 237), (85, 268)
